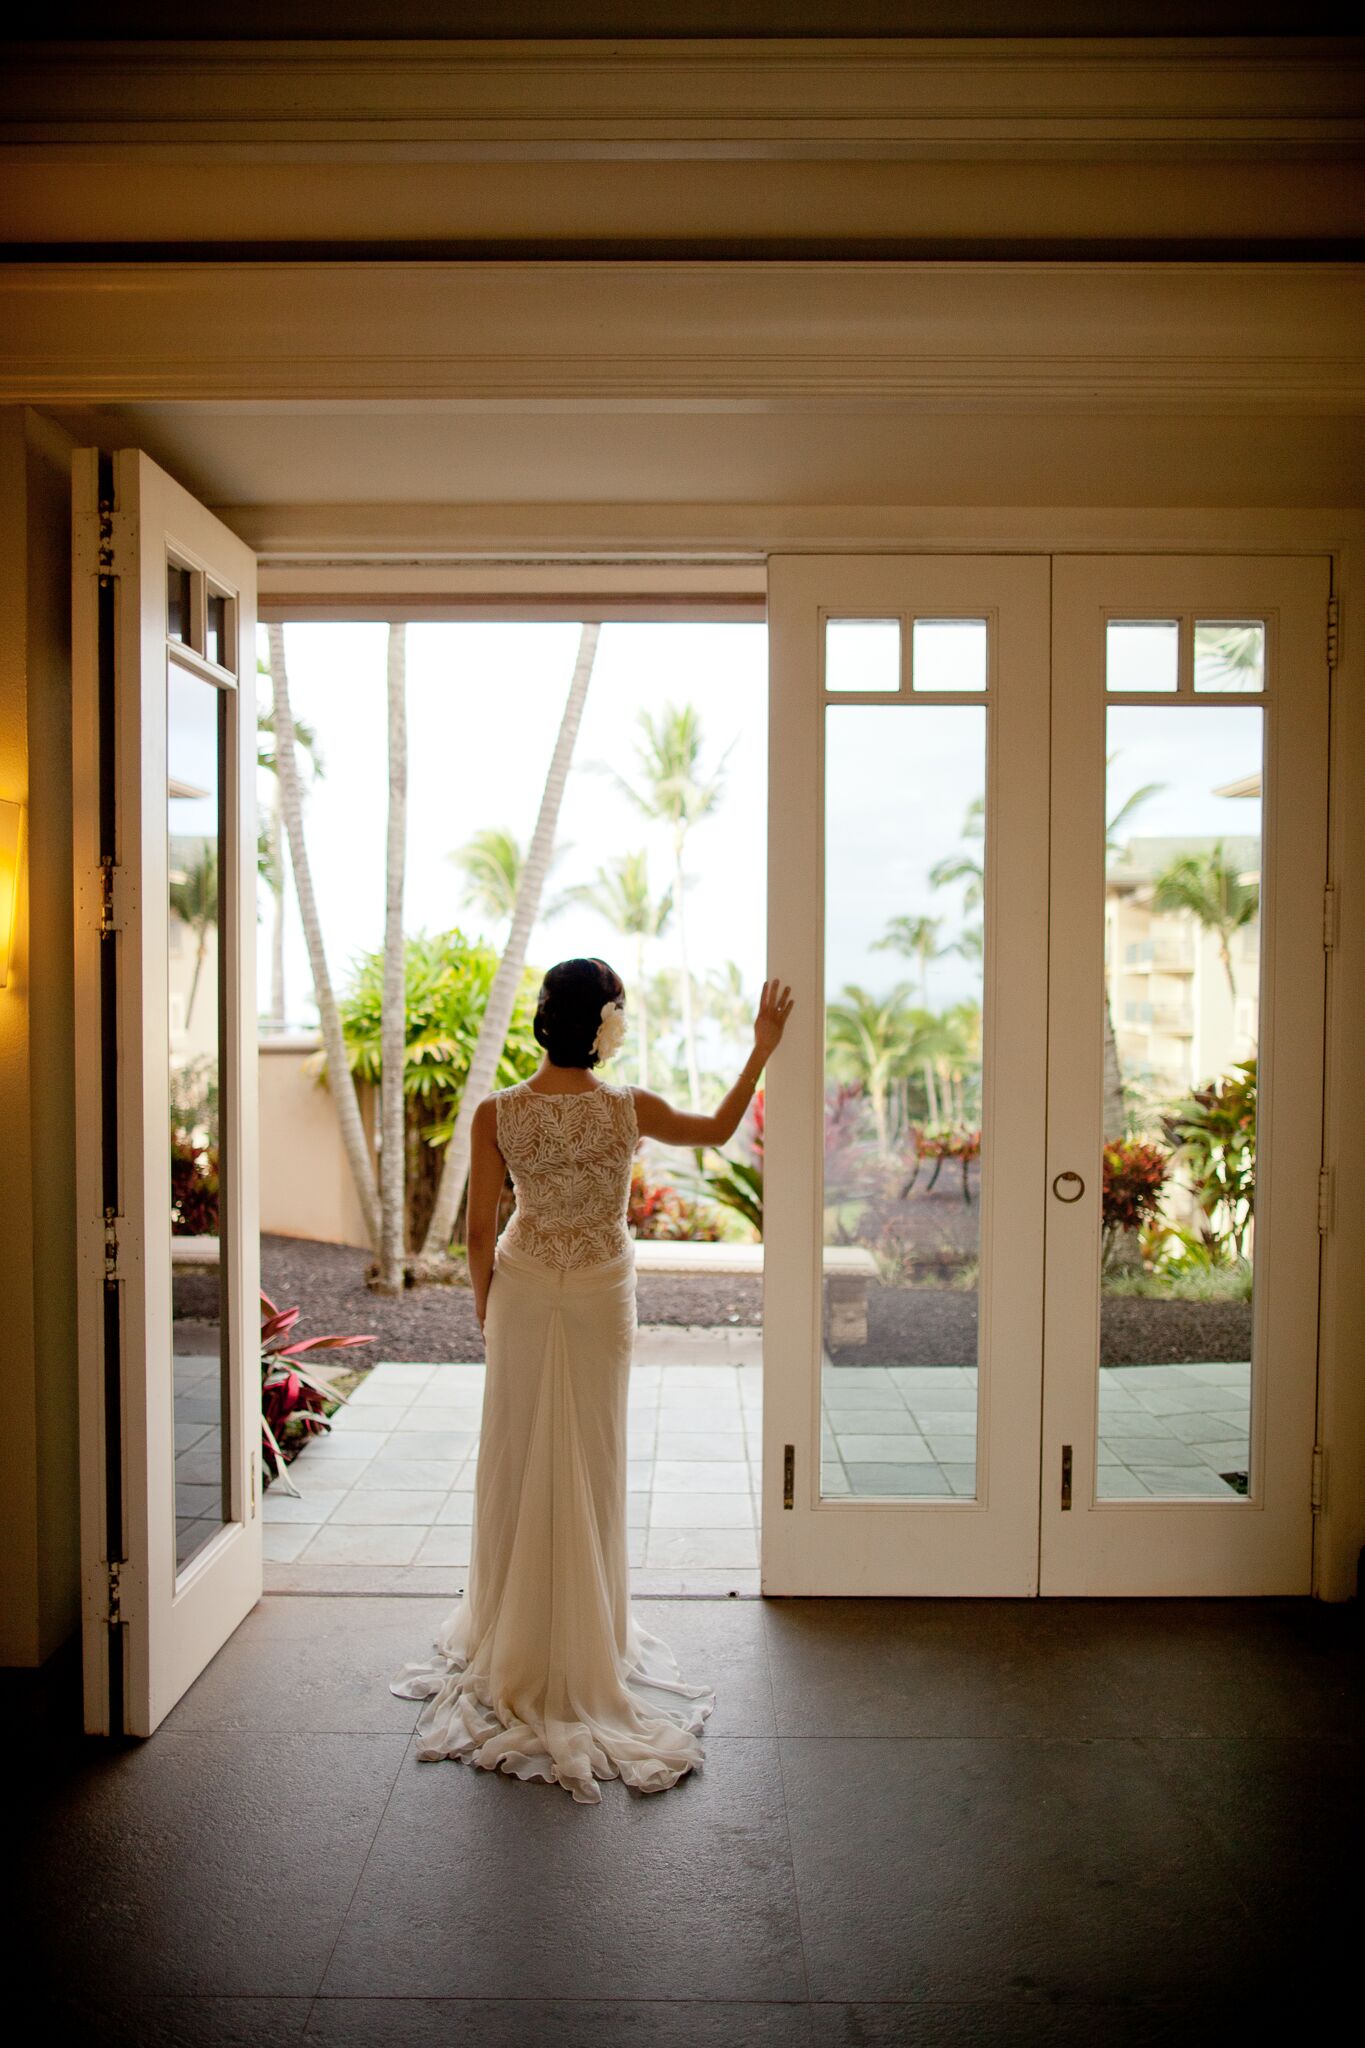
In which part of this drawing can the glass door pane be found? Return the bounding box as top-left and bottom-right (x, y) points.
(168, 659), (230, 1569)
(822, 703), (986, 1499)
(1100, 699), (1262, 1501)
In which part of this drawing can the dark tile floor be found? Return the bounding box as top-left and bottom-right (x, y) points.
(12, 1596), (1362, 2046)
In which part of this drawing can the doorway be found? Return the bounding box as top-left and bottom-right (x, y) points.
(764, 552), (1330, 1597)
(72, 456), (1334, 1735)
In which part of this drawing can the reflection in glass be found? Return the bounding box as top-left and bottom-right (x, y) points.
(206, 591), (232, 672)
(168, 659), (229, 1569)
(825, 617), (901, 694)
(1106, 620), (1178, 694)
(912, 619), (988, 693)
(822, 704), (985, 1499)
(1099, 702), (1262, 1501)
(168, 562), (193, 647)
(1194, 620), (1264, 695)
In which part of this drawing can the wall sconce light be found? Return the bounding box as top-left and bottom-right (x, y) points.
(0, 798), (22, 989)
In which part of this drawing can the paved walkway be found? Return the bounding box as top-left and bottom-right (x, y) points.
(262, 1334), (1251, 1596)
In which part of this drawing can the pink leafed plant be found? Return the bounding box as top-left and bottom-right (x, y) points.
(260, 1290), (376, 1498)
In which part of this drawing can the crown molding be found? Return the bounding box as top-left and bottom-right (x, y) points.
(3, 260), (1361, 411)
(2, 37), (1361, 164)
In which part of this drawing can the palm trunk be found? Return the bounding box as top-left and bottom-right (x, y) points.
(267, 622), (381, 1250)
(673, 833), (702, 1110)
(375, 623), (408, 1293)
(417, 622), (600, 1268)
(871, 1074), (891, 1164)
(185, 932), (207, 1030)
(1101, 987), (1126, 1139)
(268, 793), (286, 1026)
(921, 1056), (940, 1124)
(1220, 937), (1238, 1007)
(635, 929), (651, 1089)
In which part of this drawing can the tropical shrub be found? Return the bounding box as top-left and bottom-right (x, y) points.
(1101, 1136), (1169, 1267)
(171, 1135), (219, 1235)
(694, 1086), (764, 1235)
(260, 1291), (375, 1495)
(1159, 1058), (1257, 1262)
(334, 928), (542, 1249)
(170, 1054), (220, 1234)
(628, 1159), (726, 1242)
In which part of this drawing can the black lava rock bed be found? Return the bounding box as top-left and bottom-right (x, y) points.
(174, 1234), (1251, 1370)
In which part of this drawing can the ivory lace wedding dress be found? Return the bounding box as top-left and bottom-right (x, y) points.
(389, 1077), (715, 1804)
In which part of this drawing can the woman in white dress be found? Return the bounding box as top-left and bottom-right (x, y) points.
(390, 956), (794, 1804)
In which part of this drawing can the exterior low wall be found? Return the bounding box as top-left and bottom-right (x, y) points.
(258, 1035), (374, 1251)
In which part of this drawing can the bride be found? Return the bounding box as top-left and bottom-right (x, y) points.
(390, 956), (794, 1804)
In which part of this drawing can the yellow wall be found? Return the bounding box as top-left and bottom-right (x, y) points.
(0, 407), (79, 1667)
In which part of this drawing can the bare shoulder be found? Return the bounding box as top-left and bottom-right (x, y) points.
(629, 1086), (670, 1135)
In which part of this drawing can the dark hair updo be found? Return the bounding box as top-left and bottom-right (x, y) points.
(533, 957), (626, 1070)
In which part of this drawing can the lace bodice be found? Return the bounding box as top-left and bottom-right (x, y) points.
(495, 1079), (639, 1271)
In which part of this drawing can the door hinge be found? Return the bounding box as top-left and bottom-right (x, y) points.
(1327, 596), (1340, 670)
(1311, 1446), (1325, 1513)
(1317, 1167), (1333, 1234)
(107, 1558), (124, 1626)
(102, 1206), (122, 1280)
(1060, 1443), (1073, 1511)
(1323, 883), (1339, 951)
(75, 496), (131, 584)
(86, 856), (134, 936)
(98, 856), (117, 934)
(783, 1443), (795, 1510)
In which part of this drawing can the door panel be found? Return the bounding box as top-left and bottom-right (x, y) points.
(764, 555), (1051, 1594)
(1041, 556), (1329, 1595)
(73, 449), (261, 1733)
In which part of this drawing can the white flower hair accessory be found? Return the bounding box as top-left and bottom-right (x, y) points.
(591, 998), (627, 1062)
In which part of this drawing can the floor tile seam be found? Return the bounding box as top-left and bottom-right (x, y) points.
(311, 1728), (422, 2001)
(750, 1608), (813, 2008)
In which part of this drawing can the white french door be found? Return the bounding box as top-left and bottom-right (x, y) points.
(73, 450), (261, 1733)
(764, 551), (1330, 1598)
(764, 555), (1053, 1594)
(1040, 556), (1329, 1594)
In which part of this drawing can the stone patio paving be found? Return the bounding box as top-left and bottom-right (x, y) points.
(261, 1333), (1251, 1597)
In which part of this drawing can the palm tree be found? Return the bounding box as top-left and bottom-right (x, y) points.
(417, 622), (602, 1271)
(257, 675), (323, 1028)
(826, 982), (934, 1165)
(563, 850), (673, 1087)
(927, 794), (984, 910)
(170, 843), (217, 1031)
(703, 959), (753, 1052)
(603, 702), (732, 1109)
(266, 622), (380, 1251)
(1151, 842), (1258, 1005)
(375, 622), (408, 1296)
(450, 825), (572, 934)
(872, 912), (946, 1121)
(1103, 763), (1167, 1136)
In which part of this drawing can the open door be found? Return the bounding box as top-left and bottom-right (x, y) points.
(73, 449), (261, 1734)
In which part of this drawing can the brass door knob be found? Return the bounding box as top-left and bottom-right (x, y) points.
(1052, 1171), (1085, 1203)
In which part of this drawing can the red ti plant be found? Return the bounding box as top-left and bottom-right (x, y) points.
(1100, 1138), (1169, 1267)
(260, 1291), (376, 1497)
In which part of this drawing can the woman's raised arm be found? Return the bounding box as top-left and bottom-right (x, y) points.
(633, 976), (794, 1148)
